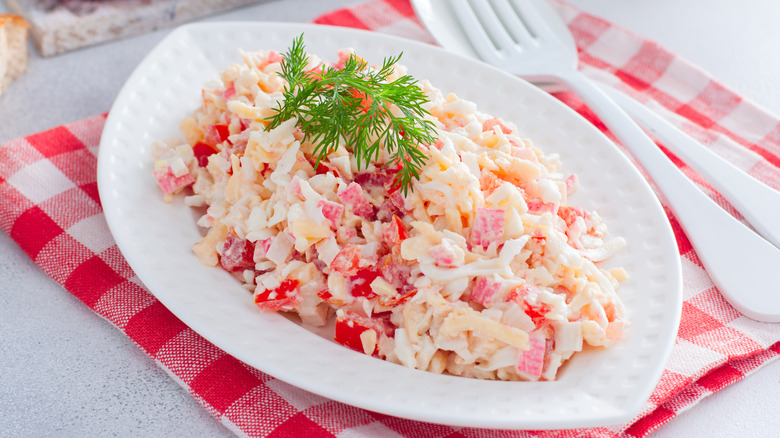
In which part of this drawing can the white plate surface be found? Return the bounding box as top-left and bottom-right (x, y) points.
(97, 22), (682, 429)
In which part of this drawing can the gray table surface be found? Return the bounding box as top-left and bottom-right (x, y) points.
(1, 0), (778, 436)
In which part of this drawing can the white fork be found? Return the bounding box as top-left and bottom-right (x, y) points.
(416, 0), (780, 322)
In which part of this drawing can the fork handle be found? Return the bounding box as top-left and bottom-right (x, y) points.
(599, 84), (780, 250)
(557, 70), (780, 322)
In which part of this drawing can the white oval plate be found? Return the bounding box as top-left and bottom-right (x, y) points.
(97, 22), (682, 430)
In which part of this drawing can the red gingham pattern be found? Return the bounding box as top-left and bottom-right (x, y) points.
(2, 1), (779, 437)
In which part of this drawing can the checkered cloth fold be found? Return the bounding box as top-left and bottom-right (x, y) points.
(1, 1), (778, 437)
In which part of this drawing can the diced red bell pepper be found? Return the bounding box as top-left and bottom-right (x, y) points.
(347, 267), (380, 299)
(317, 289), (332, 301)
(334, 311), (394, 354)
(254, 279), (302, 311)
(311, 160), (341, 177)
(316, 288), (349, 306)
(334, 315), (376, 353)
(192, 141), (218, 167)
(220, 232), (255, 272)
(383, 169), (404, 195)
(204, 124), (231, 147)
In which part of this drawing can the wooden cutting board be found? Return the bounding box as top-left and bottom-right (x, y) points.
(5, 0), (265, 57)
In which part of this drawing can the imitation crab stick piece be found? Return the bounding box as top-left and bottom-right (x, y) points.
(557, 205), (590, 227)
(153, 166), (194, 196)
(428, 240), (462, 267)
(470, 207), (505, 250)
(482, 117), (512, 134)
(253, 238), (272, 260)
(266, 50), (283, 64)
(382, 215), (408, 247)
(337, 182), (374, 218)
(517, 334), (546, 378)
(288, 176), (304, 199)
(330, 244), (362, 276)
(220, 232), (255, 272)
(318, 199), (344, 229)
(470, 276), (502, 307)
(222, 83), (236, 100)
(526, 198), (557, 214)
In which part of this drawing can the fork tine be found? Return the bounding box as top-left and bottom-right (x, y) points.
(508, 0), (555, 40)
(450, 0), (505, 66)
(466, 0), (521, 52)
(487, 0), (537, 47)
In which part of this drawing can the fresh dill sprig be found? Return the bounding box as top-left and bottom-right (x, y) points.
(266, 34), (436, 194)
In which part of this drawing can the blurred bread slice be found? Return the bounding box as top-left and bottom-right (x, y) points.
(0, 14), (30, 96)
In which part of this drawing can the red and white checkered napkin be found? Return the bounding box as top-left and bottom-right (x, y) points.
(1, 0), (778, 436)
